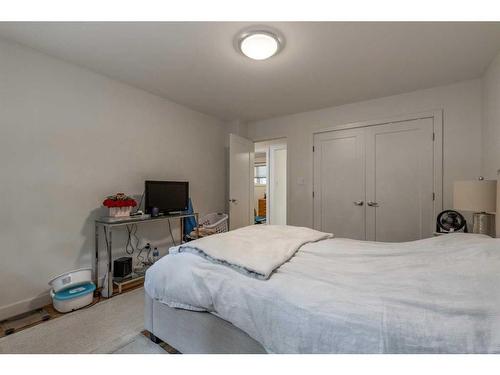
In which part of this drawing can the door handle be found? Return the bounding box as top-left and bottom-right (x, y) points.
(367, 201), (379, 207)
(229, 199), (238, 203)
(353, 200), (364, 206)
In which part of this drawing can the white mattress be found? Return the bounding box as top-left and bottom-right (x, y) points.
(144, 233), (500, 353)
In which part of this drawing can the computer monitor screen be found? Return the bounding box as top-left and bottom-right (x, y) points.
(144, 181), (189, 214)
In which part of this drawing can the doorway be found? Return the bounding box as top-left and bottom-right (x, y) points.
(254, 139), (287, 225)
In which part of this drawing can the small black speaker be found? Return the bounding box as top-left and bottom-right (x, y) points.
(113, 257), (132, 278)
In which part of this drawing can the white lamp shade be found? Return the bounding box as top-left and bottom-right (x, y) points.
(453, 180), (497, 213)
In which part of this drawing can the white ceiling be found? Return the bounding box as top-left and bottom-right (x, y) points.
(1, 22), (500, 122)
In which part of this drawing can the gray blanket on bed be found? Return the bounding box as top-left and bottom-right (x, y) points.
(145, 233), (500, 353)
(175, 225), (332, 279)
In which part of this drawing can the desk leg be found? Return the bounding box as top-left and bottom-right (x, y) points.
(94, 223), (99, 290)
(180, 217), (184, 244)
(195, 213), (199, 239)
(107, 229), (113, 297)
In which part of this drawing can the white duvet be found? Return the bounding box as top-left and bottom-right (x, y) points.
(144, 232), (500, 353)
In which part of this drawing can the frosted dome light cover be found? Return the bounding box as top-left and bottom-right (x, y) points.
(239, 32), (281, 60)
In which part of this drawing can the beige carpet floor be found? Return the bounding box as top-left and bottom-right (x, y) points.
(0, 287), (166, 354)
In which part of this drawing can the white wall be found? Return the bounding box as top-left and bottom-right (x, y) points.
(0, 38), (227, 320)
(481, 50), (500, 238)
(481, 50), (500, 180)
(226, 119), (248, 139)
(247, 80), (483, 228)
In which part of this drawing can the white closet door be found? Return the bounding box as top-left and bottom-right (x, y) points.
(365, 118), (434, 242)
(313, 128), (366, 239)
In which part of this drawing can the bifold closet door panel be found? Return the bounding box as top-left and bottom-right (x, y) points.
(365, 118), (434, 242)
(313, 129), (366, 239)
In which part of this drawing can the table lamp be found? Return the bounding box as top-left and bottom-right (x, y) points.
(497, 171), (500, 238)
(453, 177), (497, 236)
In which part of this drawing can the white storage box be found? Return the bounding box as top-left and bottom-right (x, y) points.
(51, 282), (96, 313)
(49, 268), (93, 293)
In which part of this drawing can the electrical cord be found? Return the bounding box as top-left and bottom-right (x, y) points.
(106, 216), (177, 271)
(125, 225), (135, 255)
(132, 190), (145, 214)
(147, 246), (152, 264)
(124, 224), (152, 268)
(167, 219), (177, 246)
(136, 246), (145, 264)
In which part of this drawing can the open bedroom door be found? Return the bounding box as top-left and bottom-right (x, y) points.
(229, 133), (255, 230)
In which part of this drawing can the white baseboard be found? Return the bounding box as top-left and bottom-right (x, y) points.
(0, 292), (52, 321)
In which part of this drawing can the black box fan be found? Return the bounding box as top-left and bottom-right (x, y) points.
(436, 210), (468, 233)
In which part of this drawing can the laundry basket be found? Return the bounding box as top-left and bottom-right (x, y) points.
(198, 213), (229, 234)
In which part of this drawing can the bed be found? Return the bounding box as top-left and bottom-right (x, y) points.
(144, 225), (500, 354)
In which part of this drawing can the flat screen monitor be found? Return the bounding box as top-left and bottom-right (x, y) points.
(145, 181), (189, 214)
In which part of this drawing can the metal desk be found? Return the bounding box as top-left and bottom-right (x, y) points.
(95, 212), (199, 297)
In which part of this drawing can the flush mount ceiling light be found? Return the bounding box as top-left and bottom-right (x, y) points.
(237, 29), (284, 60)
